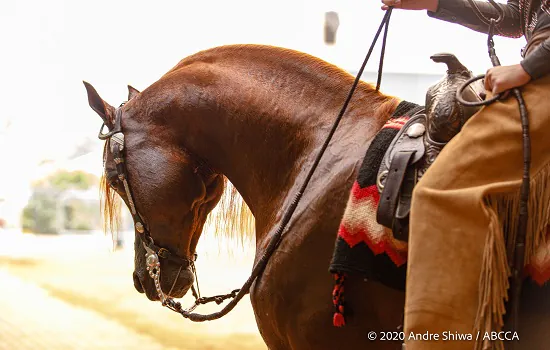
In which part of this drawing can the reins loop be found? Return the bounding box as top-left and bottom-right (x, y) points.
(456, 74), (502, 106)
(164, 6), (397, 322)
(98, 7), (396, 322)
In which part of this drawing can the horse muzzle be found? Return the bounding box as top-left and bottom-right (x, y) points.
(133, 265), (194, 301)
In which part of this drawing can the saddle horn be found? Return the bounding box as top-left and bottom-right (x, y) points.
(429, 53), (470, 75)
(425, 53), (484, 144)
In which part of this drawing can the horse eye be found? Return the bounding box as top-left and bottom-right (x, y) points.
(109, 179), (119, 189)
(105, 169), (120, 190)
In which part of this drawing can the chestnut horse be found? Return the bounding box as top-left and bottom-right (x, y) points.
(85, 45), (549, 349)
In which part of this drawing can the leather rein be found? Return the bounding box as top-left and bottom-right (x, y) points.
(97, 9), (396, 322)
(100, 3), (531, 333)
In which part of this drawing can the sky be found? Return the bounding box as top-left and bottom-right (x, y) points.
(0, 0), (527, 225)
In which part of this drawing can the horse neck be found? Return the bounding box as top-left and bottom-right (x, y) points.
(136, 46), (398, 231)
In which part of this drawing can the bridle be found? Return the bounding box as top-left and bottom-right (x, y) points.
(98, 106), (207, 306)
(99, 106), (195, 267)
(100, 103), (246, 317)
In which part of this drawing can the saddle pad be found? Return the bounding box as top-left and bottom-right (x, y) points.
(327, 100), (550, 327)
(328, 101), (550, 292)
(329, 101), (420, 292)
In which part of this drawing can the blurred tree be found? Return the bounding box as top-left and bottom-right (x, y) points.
(21, 170), (99, 234)
(22, 189), (58, 234)
(34, 170), (97, 191)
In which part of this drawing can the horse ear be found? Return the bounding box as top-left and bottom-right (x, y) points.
(83, 81), (115, 127)
(128, 85), (140, 100)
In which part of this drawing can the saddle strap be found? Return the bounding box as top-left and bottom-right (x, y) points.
(376, 150), (416, 230)
(392, 165), (417, 242)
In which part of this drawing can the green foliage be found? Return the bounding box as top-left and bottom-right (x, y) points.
(62, 198), (100, 231)
(35, 170), (98, 191)
(22, 189), (59, 234)
(21, 170), (100, 234)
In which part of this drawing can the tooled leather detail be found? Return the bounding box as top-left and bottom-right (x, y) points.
(425, 53), (484, 144)
(417, 134), (447, 182)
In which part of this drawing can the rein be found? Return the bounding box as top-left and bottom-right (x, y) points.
(456, 0), (531, 335)
(99, 8), (396, 321)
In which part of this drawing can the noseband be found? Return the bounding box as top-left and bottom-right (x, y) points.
(99, 105), (197, 305)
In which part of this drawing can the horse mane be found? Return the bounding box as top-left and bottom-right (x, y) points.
(101, 44), (398, 246)
(172, 45), (393, 245)
(100, 175), (254, 247)
(204, 179), (255, 245)
(170, 44), (396, 111)
(100, 174), (254, 246)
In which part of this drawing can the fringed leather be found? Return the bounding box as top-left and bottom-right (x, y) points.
(475, 163), (550, 350)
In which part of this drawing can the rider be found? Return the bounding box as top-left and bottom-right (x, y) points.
(380, 0), (550, 349)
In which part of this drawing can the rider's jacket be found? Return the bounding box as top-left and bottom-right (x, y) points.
(428, 0), (550, 79)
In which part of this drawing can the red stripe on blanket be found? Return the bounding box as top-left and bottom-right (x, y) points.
(384, 116), (410, 130)
(338, 183), (407, 267)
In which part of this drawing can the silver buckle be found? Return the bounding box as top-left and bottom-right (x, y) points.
(110, 133), (125, 152)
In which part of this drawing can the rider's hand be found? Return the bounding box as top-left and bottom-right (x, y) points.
(484, 64), (532, 95)
(381, 0), (439, 12)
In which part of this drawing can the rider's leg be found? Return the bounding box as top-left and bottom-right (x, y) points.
(404, 75), (550, 350)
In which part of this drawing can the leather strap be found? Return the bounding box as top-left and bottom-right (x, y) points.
(149, 241), (195, 266)
(392, 167), (416, 242)
(377, 150), (416, 229)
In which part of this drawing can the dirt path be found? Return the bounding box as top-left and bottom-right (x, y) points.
(0, 269), (174, 350)
(0, 233), (266, 350)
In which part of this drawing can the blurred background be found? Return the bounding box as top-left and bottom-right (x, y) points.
(0, 0), (525, 349)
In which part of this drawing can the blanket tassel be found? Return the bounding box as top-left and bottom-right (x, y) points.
(332, 273), (346, 327)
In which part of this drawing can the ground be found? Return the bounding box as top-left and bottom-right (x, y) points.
(0, 230), (266, 350)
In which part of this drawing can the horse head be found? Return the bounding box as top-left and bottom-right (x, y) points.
(84, 81), (225, 301)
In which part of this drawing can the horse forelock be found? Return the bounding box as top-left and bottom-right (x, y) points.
(100, 142), (121, 244)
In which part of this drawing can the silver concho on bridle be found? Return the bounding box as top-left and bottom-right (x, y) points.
(143, 242), (201, 312)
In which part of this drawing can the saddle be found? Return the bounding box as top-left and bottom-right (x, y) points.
(376, 53), (486, 241)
